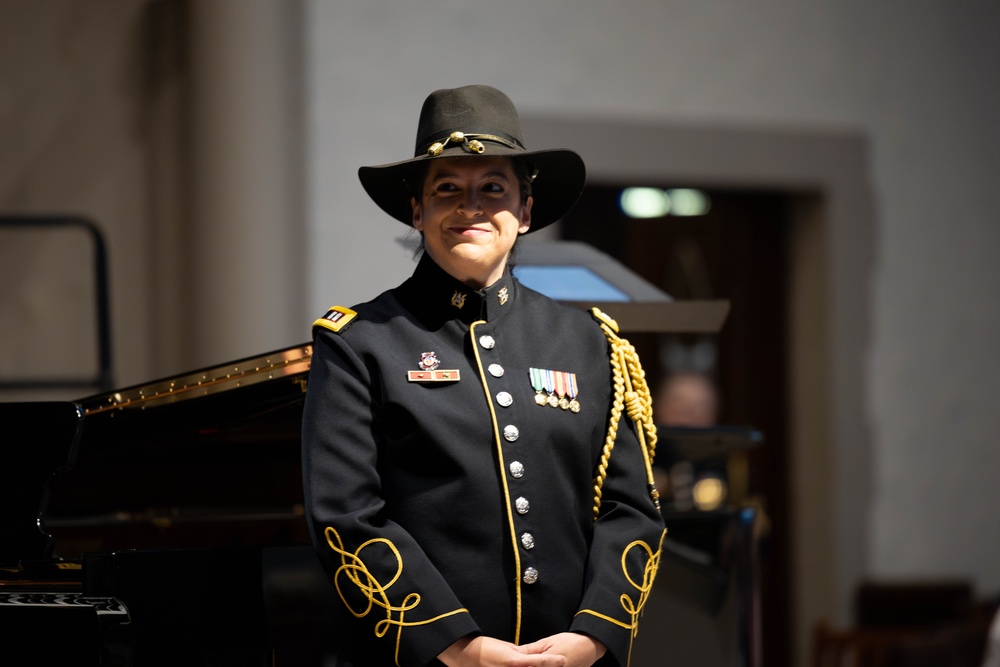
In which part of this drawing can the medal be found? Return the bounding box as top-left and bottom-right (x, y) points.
(529, 367), (548, 405)
(555, 371), (570, 410)
(544, 369), (559, 407)
(529, 367), (580, 412)
(567, 372), (581, 412)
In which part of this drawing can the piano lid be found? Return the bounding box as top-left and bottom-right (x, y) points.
(78, 343), (312, 417)
(2, 343), (315, 564)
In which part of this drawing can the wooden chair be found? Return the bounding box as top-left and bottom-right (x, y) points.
(813, 621), (894, 667)
(813, 619), (991, 667)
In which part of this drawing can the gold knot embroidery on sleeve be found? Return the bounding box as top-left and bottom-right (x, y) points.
(324, 527), (469, 666)
(576, 530), (666, 667)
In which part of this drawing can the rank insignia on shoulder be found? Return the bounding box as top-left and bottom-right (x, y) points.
(313, 306), (358, 334)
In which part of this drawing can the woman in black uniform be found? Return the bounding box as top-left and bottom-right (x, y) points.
(302, 85), (664, 667)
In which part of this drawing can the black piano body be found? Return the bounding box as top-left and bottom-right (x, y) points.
(1, 343), (341, 666)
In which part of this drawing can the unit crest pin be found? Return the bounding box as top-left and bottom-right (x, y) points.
(419, 352), (440, 371)
(408, 351), (461, 383)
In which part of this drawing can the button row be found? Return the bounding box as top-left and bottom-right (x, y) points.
(479, 330), (538, 585)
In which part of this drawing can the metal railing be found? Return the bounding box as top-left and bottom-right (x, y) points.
(0, 215), (114, 392)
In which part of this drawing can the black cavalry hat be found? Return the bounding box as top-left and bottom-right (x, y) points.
(358, 85), (586, 232)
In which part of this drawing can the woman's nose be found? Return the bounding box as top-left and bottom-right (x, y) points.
(457, 191), (483, 215)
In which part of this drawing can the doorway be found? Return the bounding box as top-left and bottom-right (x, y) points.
(523, 114), (873, 667)
(561, 183), (794, 667)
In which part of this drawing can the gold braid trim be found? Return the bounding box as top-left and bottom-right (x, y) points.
(591, 307), (660, 518)
(324, 527), (470, 666)
(575, 530), (667, 667)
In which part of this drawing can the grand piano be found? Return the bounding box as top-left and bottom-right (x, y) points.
(1, 238), (759, 666)
(0, 343), (343, 665)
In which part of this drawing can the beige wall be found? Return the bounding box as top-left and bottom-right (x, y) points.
(1, 0), (155, 396)
(0, 0), (306, 396)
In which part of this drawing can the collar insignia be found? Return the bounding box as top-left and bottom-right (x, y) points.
(450, 290), (467, 309)
(498, 286), (509, 305)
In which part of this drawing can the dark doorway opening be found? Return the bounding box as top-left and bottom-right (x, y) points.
(560, 183), (793, 667)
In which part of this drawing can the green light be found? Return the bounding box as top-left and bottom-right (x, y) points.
(620, 188), (671, 218)
(667, 189), (711, 216)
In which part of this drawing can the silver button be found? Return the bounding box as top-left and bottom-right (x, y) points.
(509, 461), (525, 478)
(479, 334), (496, 349)
(521, 533), (535, 550)
(488, 364), (504, 377)
(515, 497), (529, 514)
(523, 567), (539, 584)
(496, 391), (513, 407)
(503, 425), (519, 442)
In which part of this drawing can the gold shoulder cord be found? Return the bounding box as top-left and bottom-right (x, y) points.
(591, 307), (660, 518)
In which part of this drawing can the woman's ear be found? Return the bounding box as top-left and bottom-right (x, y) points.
(518, 196), (533, 234)
(411, 197), (423, 231)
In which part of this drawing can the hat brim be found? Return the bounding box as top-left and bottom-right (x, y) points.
(358, 146), (586, 233)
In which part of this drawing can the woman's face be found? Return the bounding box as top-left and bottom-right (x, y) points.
(411, 156), (532, 289)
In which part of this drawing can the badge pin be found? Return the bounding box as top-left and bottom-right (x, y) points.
(450, 290), (467, 309)
(498, 286), (509, 305)
(419, 351), (440, 371)
(408, 352), (460, 383)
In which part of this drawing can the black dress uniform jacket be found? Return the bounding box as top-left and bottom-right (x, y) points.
(302, 254), (665, 667)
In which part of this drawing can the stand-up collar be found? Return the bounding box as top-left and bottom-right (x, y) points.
(394, 254), (519, 328)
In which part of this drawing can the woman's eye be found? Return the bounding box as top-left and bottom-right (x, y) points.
(483, 182), (505, 193)
(435, 182), (459, 192)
